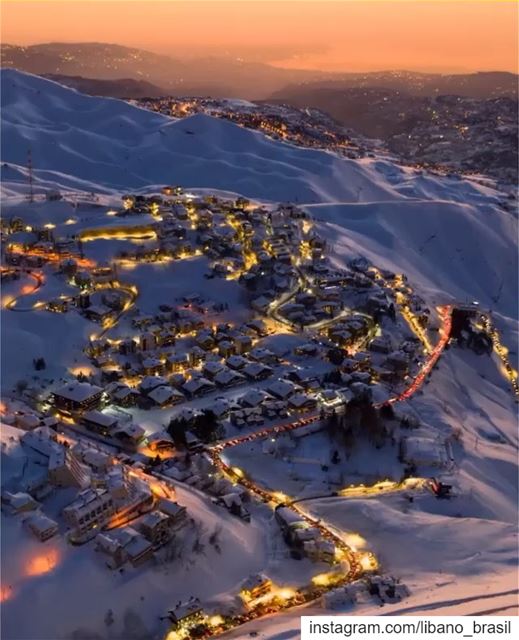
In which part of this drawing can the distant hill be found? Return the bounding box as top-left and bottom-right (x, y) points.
(271, 71), (519, 101)
(43, 74), (167, 98)
(3, 43), (517, 101)
(0, 42), (324, 99)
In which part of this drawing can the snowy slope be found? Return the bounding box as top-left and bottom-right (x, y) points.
(310, 200), (518, 318)
(0, 69), (505, 206)
(1, 69), (517, 639)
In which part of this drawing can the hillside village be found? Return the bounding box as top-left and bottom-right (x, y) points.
(2, 179), (517, 639)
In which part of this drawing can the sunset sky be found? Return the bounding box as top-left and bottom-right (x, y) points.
(1, 0), (517, 73)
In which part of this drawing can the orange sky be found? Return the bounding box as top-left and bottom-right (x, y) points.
(1, 0), (517, 73)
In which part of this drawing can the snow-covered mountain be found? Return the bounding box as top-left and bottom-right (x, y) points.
(2, 68), (517, 318)
(1, 69), (517, 638)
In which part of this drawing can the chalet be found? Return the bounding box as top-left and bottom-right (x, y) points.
(142, 357), (164, 376)
(52, 382), (103, 413)
(303, 538), (336, 563)
(226, 355), (249, 370)
(120, 527), (154, 566)
(195, 332), (215, 351)
(275, 506), (304, 532)
(212, 398), (232, 419)
(82, 410), (118, 436)
(239, 388), (271, 408)
(400, 434), (449, 468)
(218, 340), (234, 358)
(216, 493), (250, 522)
(108, 383), (140, 407)
(168, 599), (204, 628)
(187, 346), (205, 366)
(249, 347), (276, 364)
(234, 335), (252, 354)
(170, 373), (187, 388)
(240, 574), (273, 602)
(138, 511), (172, 547)
(148, 385), (184, 407)
(386, 351), (409, 372)
(288, 393), (317, 413)
(246, 320), (267, 337)
(182, 377), (215, 398)
(157, 498), (188, 529)
(113, 423), (145, 447)
(267, 379), (299, 400)
(202, 360), (225, 379)
(79, 448), (112, 474)
(140, 376), (169, 395)
(242, 362), (273, 381)
(167, 353), (188, 373)
(214, 368), (245, 388)
(95, 532), (127, 569)
(147, 431), (175, 453)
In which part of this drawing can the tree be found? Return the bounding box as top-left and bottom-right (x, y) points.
(15, 379), (28, 395)
(361, 403), (386, 447)
(167, 417), (188, 447)
(33, 357), (46, 371)
(104, 609), (114, 628)
(191, 409), (220, 443)
(327, 348), (345, 366)
(380, 403), (395, 420)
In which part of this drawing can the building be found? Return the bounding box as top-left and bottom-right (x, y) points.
(240, 573), (273, 601)
(242, 362), (272, 381)
(168, 599), (205, 628)
(157, 498), (187, 529)
(234, 335), (252, 355)
(52, 382), (103, 413)
(81, 410), (118, 436)
(147, 431), (175, 453)
(112, 423), (146, 448)
(148, 385), (184, 407)
(138, 511), (172, 547)
(267, 379), (299, 400)
(84, 305), (114, 324)
(288, 393), (317, 413)
(123, 528), (154, 566)
(24, 513), (59, 541)
(214, 368), (245, 388)
(140, 332), (157, 352)
(63, 488), (115, 539)
(48, 448), (91, 488)
(202, 360), (225, 379)
(1, 491), (39, 514)
(182, 377), (215, 398)
(95, 532), (128, 569)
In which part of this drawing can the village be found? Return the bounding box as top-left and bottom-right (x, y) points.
(1, 186), (516, 639)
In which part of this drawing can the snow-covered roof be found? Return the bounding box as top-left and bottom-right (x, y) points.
(148, 385), (183, 405)
(53, 382), (103, 402)
(83, 409), (117, 428)
(25, 512), (58, 533)
(183, 377), (215, 395)
(267, 378), (299, 399)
